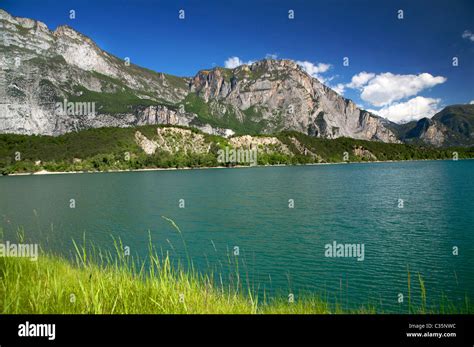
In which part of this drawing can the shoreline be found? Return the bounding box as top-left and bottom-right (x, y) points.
(4, 157), (470, 177)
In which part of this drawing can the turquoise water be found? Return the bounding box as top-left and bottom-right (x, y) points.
(1, 160), (473, 311)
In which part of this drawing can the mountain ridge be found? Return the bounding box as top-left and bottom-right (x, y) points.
(0, 8), (472, 147)
(392, 104), (474, 147)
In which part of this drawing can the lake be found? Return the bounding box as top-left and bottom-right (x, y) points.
(1, 160), (473, 312)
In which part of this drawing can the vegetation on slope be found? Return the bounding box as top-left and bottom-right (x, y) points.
(278, 131), (474, 162)
(184, 94), (267, 135)
(1, 126), (473, 175)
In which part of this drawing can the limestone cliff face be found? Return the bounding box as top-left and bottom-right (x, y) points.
(399, 118), (447, 147)
(0, 9), (445, 146)
(0, 9), (192, 136)
(419, 122), (446, 147)
(135, 106), (195, 127)
(358, 112), (399, 143)
(190, 59), (400, 142)
(229, 135), (292, 155)
(134, 128), (211, 155)
(134, 127), (296, 160)
(0, 10), (187, 100)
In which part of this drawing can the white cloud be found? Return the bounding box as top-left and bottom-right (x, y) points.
(224, 56), (253, 69)
(368, 96), (442, 123)
(331, 83), (345, 95)
(346, 72), (375, 89)
(357, 72), (446, 107)
(224, 57), (243, 68)
(462, 30), (474, 42)
(470, 100), (474, 104)
(296, 60), (333, 83)
(296, 61), (331, 76)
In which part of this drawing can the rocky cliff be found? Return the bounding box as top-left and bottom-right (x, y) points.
(189, 59), (399, 142)
(393, 105), (474, 147)
(0, 9), (196, 136)
(1, 9), (471, 147)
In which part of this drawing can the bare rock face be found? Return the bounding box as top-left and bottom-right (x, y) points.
(399, 117), (447, 147)
(135, 131), (158, 155)
(54, 26), (118, 78)
(352, 146), (377, 161)
(419, 122), (446, 147)
(134, 127), (298, 161)
(190, 59), (400, 143)
(229, 135), (292, 155)
(0, 9), (190, 135)
(0, 9), (411, 145)
(195, 124), (235, 138)
(135, 105), (195, 127)
(358, 112), (400, 143)
(134, 128), (211, 155)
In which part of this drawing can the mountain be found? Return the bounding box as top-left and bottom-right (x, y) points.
(187, 60), (399, 142)
(0, 9), (197, 135)
(0, 9), (472, 147)
(393, 105), (474, 147)
(0, 9), (400, 143)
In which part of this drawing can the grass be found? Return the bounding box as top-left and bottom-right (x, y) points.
(0, 221), (471, 314)
(0, 247), (364, 314)
(0, 251), (257, 314)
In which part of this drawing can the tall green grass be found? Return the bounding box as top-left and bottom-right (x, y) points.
(0, 220), (471, 314)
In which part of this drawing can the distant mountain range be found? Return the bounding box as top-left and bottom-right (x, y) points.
(0, 9), (472, 147)
(390, 104), (474, 147)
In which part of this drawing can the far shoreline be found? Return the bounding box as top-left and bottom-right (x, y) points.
(4, 157), (471, 177)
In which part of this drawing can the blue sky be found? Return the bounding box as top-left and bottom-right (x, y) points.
(2, 0), (474, 122)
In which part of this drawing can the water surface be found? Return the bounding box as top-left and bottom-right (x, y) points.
(1, 160), (473, 311)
